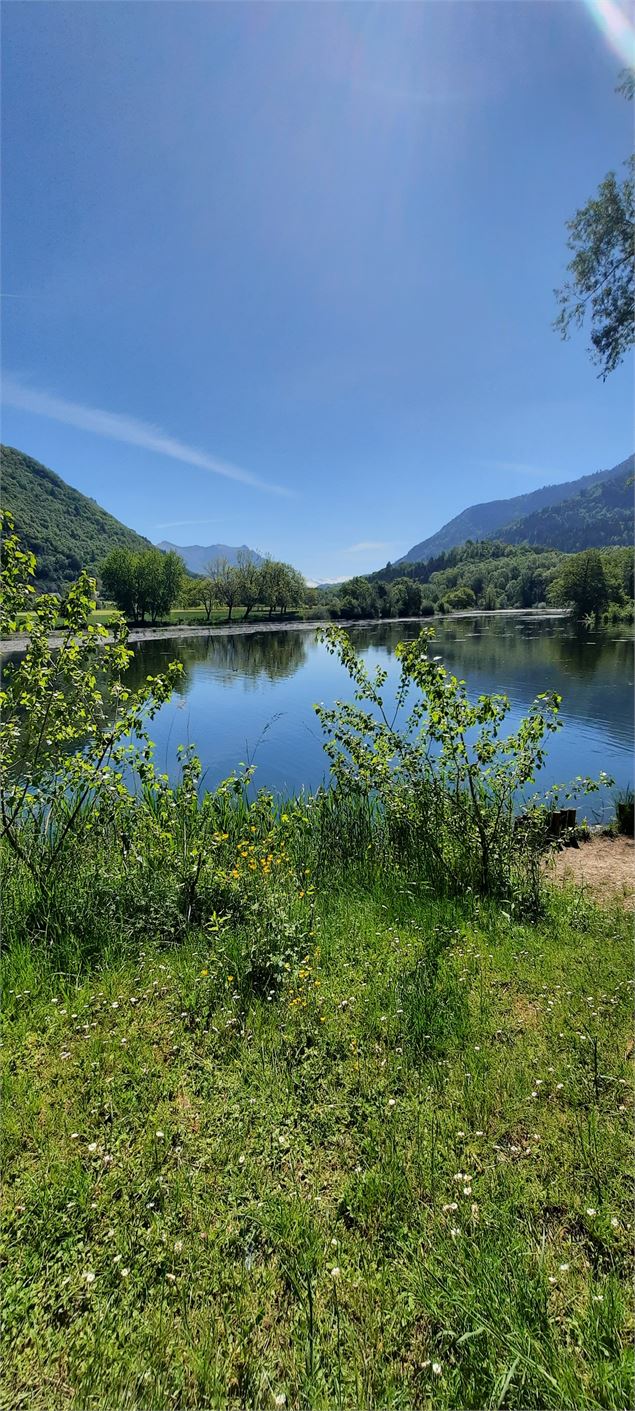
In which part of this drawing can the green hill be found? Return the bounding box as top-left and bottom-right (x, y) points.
(396, 456), (633, 563)
(1, 445), (151, 592)
(495, 462), (634, 551)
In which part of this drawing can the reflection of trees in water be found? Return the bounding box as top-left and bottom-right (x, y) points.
(349, 620), (632, 697)
(124, 640), (194, 699)
(127, 629), (310, 694)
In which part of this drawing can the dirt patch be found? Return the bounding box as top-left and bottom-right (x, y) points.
(546, 834), (635, 906)
(509, 995), (541, 1029)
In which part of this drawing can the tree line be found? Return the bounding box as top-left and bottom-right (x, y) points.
(99, 541), (633, 627)
(329, 544), (634, 623)
(101, 546), (307, 624)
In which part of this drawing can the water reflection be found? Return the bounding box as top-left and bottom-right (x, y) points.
(126, 629), (309, 696)
(124, 614), (633, 804)
(3, 615), (632, 806)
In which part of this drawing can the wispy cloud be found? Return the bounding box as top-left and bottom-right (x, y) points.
(483, 459), (560, 480)
(345, 539), (394, 553)
(152, 518), (223, 530)
(2, 376), (293, 498)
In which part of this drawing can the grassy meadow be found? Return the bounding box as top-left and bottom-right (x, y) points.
(2, 855), (633, 1410)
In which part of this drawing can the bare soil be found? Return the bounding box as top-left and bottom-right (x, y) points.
(547, 833), (635, 906)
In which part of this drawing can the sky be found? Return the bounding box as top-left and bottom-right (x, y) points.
(2, 1), (634, 583)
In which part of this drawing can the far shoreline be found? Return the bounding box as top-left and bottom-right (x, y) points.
(0, 607), (572, 655)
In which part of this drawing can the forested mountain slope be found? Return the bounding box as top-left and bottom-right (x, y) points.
(494, 461), (634, 550)
(397, 456), (632, 563)
(1, 445), (151, 591)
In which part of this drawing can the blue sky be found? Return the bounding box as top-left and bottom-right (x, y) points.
(2, 1), (633, 583)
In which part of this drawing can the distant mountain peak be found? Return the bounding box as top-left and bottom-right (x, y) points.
(157, 541), (264, 575)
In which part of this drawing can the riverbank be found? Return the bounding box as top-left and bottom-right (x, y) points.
(548, 832), (634, 906)
(0, 607), (571, 654)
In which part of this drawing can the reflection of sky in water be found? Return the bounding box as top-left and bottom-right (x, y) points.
(130, 616), (633, 819)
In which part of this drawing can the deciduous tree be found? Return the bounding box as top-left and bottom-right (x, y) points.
(554, 71), (634, 378)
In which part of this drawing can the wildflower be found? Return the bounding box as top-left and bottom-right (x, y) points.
(331, 1238), (338, 1247)
(442, 1202), (458, 1213)
(387, 1098), (396, 1108)
(559, 1263), (569, 1272)
(450, 1226), (459, 1239)
(592, 1294), (604, 1303)
(548, 1276), (557, 1285)
(166, 1273), (176, 1283)
(610, 1217), (619, 1229)
(121, 1267), (130, 1277)
(330, 1266), (341, 1279)
(84, 1271), (96, 1285)
(200, 969), (208, 977)
(275, 1397), (287, 1407)
(70, 1132), (79, 1140)
(87, 1142), (98, 1153)
(586, 1208), (597, 1217)
(471, 1203), (479, 1218)
(432, 1363), (442, 1375)
(155, 1130), (165, 1139)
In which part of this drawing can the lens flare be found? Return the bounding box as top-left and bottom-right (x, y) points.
(581, 0), (635, 66)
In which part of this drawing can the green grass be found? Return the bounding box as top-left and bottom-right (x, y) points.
(2, 881), (633, 1410)
(10, 605), (316, 632)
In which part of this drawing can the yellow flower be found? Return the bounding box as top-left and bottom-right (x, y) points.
(227, 975), (234, 983)
(200, 969), (208, 976)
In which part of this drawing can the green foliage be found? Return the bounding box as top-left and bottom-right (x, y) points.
(101, 546), (184, 623)
(444, 585), (476, 610)
(549, 550), (610, 621)
(181, 574), (219, 622)
(339, 538), (633, 619)
(554, 74), (634, 377)
(0, 512), (181, 884)
(184, 555), (307, 624)
(315, 625), (570, 907)
(1, 445), (151, 592)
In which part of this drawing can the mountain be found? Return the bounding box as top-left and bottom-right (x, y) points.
(1, 445), (151, 592)
(396, 456), (633, 564)
(157, 541), (264, 575)
(494, 459), (634, 551)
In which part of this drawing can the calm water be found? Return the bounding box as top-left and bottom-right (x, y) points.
(121, 614), (633, 819)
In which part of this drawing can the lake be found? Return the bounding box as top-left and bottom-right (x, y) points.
(121, 614), (633, 820)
